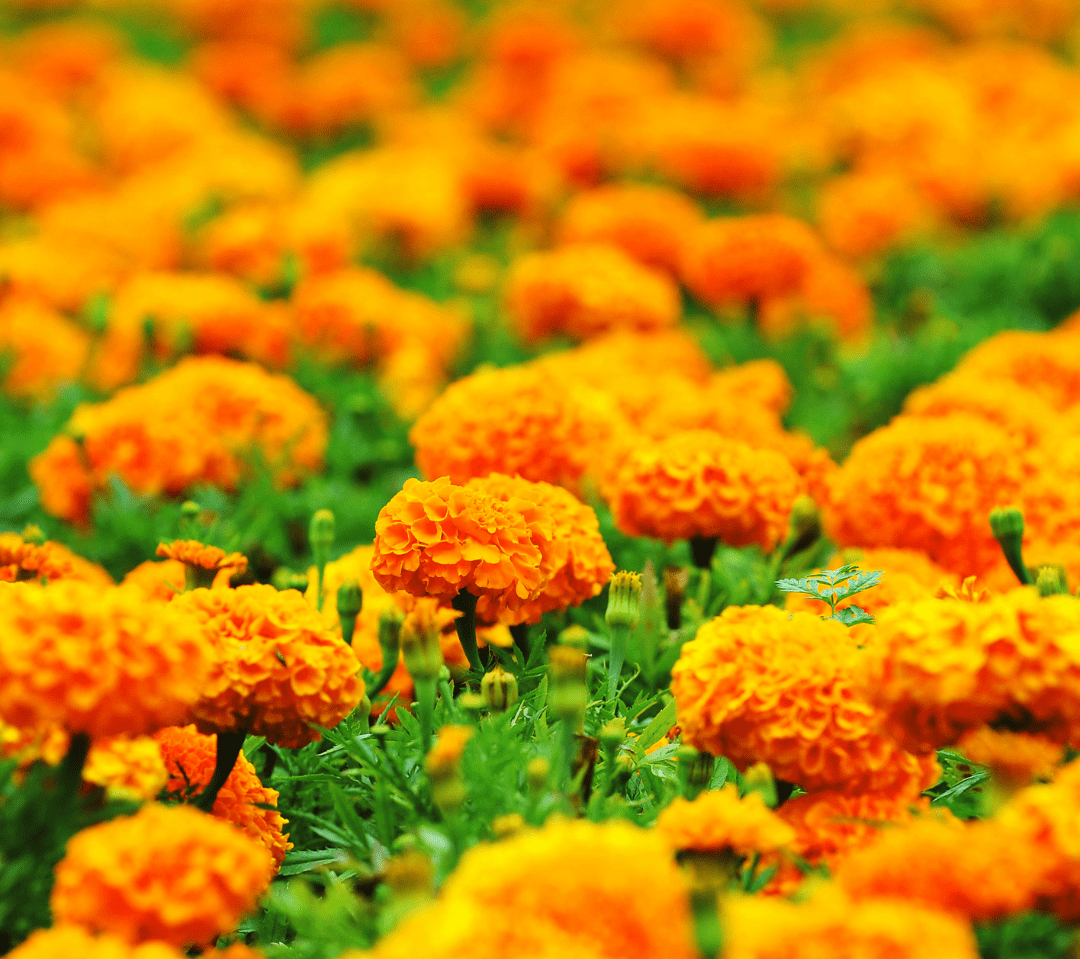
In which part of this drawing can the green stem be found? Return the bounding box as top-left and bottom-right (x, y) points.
(416, 678), (437, 754)
(607, 624), (628, 704)
(58, 732), (91, 798)
(558, 720), (577, 794)
(690, 889), (723, 959)
(509, 622), (530, 659)
(690, 535), (718, 570)
(316, 561), (327, 612)
(451, 590), (481, 671)
(195, 731), (246, 812)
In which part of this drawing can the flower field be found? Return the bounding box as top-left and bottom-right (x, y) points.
(6, 0), (1080, 956)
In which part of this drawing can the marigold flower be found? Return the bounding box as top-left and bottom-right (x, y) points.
(410, 364), (624, 492)
(466, 473), (614, 625)
(757, 253), (873, 343)
(371, 477), (546, 614)
(723, 886), (980, 959)
(558, 184), (703, 273)
(671, 605), (939, 795)
(0, 297), (90, 400)
(82, 735), (169, 802)
(861, 590), (1080, 753)
(121, 559), (188, 600)
(156, 540), (248, 588)
(604, 430), (805, 549)
(956, 727), (1063, 788)
(0, 581), (212, 739)
(31, 356), (328, 525)
(505, 243), (681, 345)
(358, 818), (697, 959)
(825, 413), (1035, 576)
(156, 724), (292, 870)
(0, 532), (110, 585)
(425, 724), (473, 778)
(8, 927), (185, 959)
(173, 584), (364, 748)
(817, 169), (935, 260)
(656, 785), (795, 857)
(50, 803), (273, 947)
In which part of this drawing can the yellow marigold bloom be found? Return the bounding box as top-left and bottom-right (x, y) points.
(156, 724), (292, 870)
(672, 606), (939, 795)
(8, 927), (185, 959)
(31, 357), (328, 525)
(504, 243), (681, 345)
(409, 363), (624, 493)
(723, 886), (980, 959)
(88, 271), (292, 391)
(956, 727), (1063, 788)
(466, 473), (614, 625)
(356, 818), (697, 959)
(836, 814), (1041, 921)
(51, 803), (273, 948)
(82, 735), (169, 802)
(655, 785), (795, 857)
(862, 590), (1080, 753)
(558, 184), (703, 274)
(825, 413), (1035, 576)
(0, 297), (89, 400)
(121, 559), (187, 600)
(0, 581), (212, 739)
(174, 584), (364, 749)
(371, 477), (546, 612)
(604, 430), (805, 549)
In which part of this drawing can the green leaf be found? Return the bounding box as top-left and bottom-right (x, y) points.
(832, 605), (875, 626)
(278, 848), (352, 877)
(633, 698), (678, 761)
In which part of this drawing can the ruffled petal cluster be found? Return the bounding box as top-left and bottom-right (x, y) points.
(0, 297), (89, 400)
(861, 590), (1080, 753)
(0, 532), (112, 585)
(8, 927), (185, 959)
(467, 473), (614, 625)
(655, 785), (795, 857)
(604, 430), (805, 549)
(0, 581), (212, 739)
(173, 584), (364, 748)
(82, 735), (169, 802)
(371, 477), (546, 611)
(156, 724), (292, 870)
(671, 606), (939, 794)
(50, 803), (273, 948)
(30, 356), (328, 525)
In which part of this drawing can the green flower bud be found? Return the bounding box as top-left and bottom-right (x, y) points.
(742, 761), (778, 808)
(558, 624), (590, 650)
(606, 571), (642, 630)
(180, 500), (201, 520)
(599, 718), (627, 752)
(400, 605), (443, 682)
(481, 665), (519, 713)
(989, 506), (1025, 541)
(1036, 564), (1069, 597)
(20, 524), (45, 546)
(337, 579), (362, 619)
(309, 508), (336, 551)
(547, 645), (588, 723)
(527, 757), (551, 793)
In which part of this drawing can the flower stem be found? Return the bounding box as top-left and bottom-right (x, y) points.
(415, 677), (437, 754)
(607, 624), (629, 704)
(690, 535), (719, 570)
(509, 622), (530, 659)
(58, 732), (90, 798)
(451, 589), (481, 671)
(195, 731), (246, 812)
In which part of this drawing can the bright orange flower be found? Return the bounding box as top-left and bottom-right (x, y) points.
(174, 584), (364, 748)
(604, 430), (805, 549)
(957, 727), (1063, 788)
(655, 785), (795, 857)
(862, 590), (1080, 753)
(409, 363), (624, 493)
(672, 606), (939, 795)
(157, 540), (247, 574)
(121, 559), (188, 600)
(50, 803), (273, 948)
(82, 735), (169, 802)
(0, 297), (89, 400)
(0, 581), (212, 739)
(0, 532), (109, 585)
(156, 724), (292, 870)
(817, 169), (935, 260)
(466, 473), (614, 625)
(7, 927), (185, 959)
(505, 243), (681, 345)
(371, 477), (546, 613)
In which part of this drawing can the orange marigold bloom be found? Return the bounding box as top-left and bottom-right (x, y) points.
(956, 727), (1063, 788)
(558, 184), (703, 274)
(817, 169), (935, 260)
(358, 818), (697, 959)
(121, 559), (187, 600)
(31, 356), (328, 525)
(504, 243), (681, 345)
(824, 413), (1035, 576)
(8, 927), (185, 959)
(723, 886), (979, 959)
(51, 803), (273, 948)
(604, 430), (805, 549)
(655, 785), (795, 857)
(0, 532), (110, 585)
(0, 297), (90, 400)
(409, 364), (623, 492)
(757, 254), (873, 343)
(835, 815), (1040, 921)
(82, 735), (169, 802)
(156, 540), (248, 589)
(173, 584), (364, 748)
(0, 581), (212, 739)
(425, 724), (474, 776)
(671, 606), (939, 795)
(371, 477), (546, 613)
(862, 590), (1080, 753)
(466, 473), (614, 625)
(156, 724), (292, 870)
(680, 214), (819, 309)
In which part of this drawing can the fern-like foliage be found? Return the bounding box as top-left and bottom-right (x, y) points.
(776, 564), (883, 625)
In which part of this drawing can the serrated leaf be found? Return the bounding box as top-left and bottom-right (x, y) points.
(832, 605), (875, 626)
(633, 698), (678, 761)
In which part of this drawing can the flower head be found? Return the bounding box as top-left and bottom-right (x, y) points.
(50, 803), (273, 948)
(156, 724), (292, 870)
(672, 605), (939, 795)
(0, 532), (111, 585)
(0, 581), (212, 739)
(82, 735), (169, 802)
(371, 477), (546, 613)
(8, 927), (185, 959)
(655, 785), (795, 857)
(173, 584), (364, 748)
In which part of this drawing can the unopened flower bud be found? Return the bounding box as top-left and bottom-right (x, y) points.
(547, 645), (588, 722)
(788, 495), (820, 543)
(599, 718), (627, 752)
(527, 757), (551, 793)
(458, 691), (485, 717)
(1036, 564), (1069, 597)
(180, 500), (201, 520)
(559, 624), (590, 650)
(401, 603), (444, 682)
(309, 508), (335, 552)
(20, 524), (45, 546)
(336, 579), (362, 646)
(491, 813), (526, 839)
(481, 665), (519, 713)
(677, 744), (715, 800)
(742, 761), (778, 808)
(606, 571), (642, 630)
(989, 507), (1033, 586)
